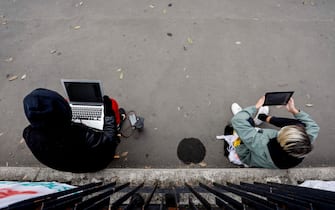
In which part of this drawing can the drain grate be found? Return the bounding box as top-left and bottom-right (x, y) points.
(177, 138), (206, 164)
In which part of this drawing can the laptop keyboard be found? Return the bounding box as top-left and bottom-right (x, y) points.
(71, 106), (103, 121)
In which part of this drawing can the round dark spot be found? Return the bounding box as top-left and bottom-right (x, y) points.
(57, 52), (62, 56)
(168, 3), (172, 7)
(167, 32), (173, 37)
(177, 138), (206, 164)
(145, 153), (149, 158)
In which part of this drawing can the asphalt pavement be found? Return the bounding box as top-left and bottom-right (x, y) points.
(1, 0), (335, 169)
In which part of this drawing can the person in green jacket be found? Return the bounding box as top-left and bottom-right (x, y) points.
(226, 96), (320, 168)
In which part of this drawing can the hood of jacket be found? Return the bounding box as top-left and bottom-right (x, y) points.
(23, 88), (72, 128)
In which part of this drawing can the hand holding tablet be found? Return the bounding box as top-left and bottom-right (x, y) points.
(263, 91), (294, 106)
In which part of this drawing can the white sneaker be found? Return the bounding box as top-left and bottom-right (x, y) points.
(231, 103), (242, 115)
(254, 106), (269, 126)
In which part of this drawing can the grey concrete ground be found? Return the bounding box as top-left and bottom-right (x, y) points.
(1, 0), (335, 169)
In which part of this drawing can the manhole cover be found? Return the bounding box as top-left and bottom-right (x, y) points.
(177, 138), (206, 164)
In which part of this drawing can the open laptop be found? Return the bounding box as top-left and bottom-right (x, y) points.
(61, 79), (104, 130)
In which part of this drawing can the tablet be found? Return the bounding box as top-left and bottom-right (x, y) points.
(264, 91), (294, 106)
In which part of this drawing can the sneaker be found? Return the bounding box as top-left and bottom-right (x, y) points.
(119, 108), (126, 121)
(118, 108), (126, 131)
(254, 106), (269, 126)
(231, 103), (242, 115)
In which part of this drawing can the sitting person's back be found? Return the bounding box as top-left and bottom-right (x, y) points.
(23, 88), (120, 173)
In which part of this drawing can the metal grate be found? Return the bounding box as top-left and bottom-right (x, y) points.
(3, 181), (335, 210)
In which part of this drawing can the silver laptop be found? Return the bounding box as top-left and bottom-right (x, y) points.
(61, 79), (104, 130)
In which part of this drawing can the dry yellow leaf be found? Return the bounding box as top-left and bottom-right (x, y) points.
(119, 72), (124, 80)
(305, 104), (314, 107)
(114, 155), (120, 159)
(121, 151), (128, 157)
(73, 25), (81, 30)
(187, 37), (193, 44)
(199, 162), (207, 167)
(8, 75), (18, 81)
(162, 9), (167, 14)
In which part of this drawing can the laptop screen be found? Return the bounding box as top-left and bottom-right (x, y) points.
(63, 81), (103, 103)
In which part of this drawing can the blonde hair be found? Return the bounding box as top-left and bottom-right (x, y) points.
(277, 125), (312, 158)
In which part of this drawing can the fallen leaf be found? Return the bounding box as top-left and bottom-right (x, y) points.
(149, 4), (155, 8)
(79, 1), (83, 6)
(5, 57), (13, 62)
(73, 25), (81, 30)
(8, 75), (18, 81)
(305, 103), (314, 107)
(187, 37), (193, 44)
(235, 41), (241, 45)
(119, 72), (124, 80)
(162, 9), (167, 14)
(50, 50), (57, 54)
(114, 155), (120, 159)
(177, 106), (183, 111)
(121, 151), (128, 157)
(20, 138), (25, 144)
(116, 68), (122, 72)
(22, 175), (28, 180)
(21, 74), (27, 80)
(199, 162), (207, 167)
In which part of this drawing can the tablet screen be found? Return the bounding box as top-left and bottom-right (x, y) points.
(264, 91), (294, 106)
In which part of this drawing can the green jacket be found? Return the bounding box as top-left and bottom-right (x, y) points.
(231, 106), (320, 168)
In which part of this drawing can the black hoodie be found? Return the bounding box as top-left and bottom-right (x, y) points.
(23, 88), (120, 173)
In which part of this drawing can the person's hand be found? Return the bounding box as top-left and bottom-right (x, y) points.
(286, 97), (299, 114)
(103, 96), (114, 116)
(255, 96), (265, 109)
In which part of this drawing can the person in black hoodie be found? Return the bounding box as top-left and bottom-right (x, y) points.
(23, 88), (121, 173)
